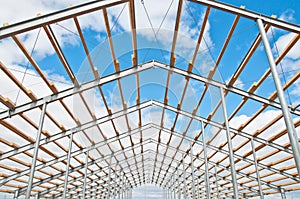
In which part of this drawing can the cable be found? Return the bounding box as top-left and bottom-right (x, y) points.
(184, 0), (225, 82)
(140, 0), (174, 63)
(14, 28), (41, 104)
(110, 3), (127, 32)
(6, 66), (72, 85)
(270, 26), (292, 105)
(55, 3), (127, 47)
(54, 3), (131, 80)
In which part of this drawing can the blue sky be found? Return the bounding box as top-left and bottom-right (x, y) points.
(0, 0), (300, 198)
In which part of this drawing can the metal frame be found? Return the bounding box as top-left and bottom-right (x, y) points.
(0, 0), (300, 198)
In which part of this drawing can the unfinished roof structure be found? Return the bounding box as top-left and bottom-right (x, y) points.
(0, 0), (300, 198)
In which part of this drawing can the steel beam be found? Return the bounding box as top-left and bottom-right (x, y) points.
(155, 139), (263, 195)
(14, 190), (19, 199)
(0, 100), (152, 161)
(176, 168), (181, 199)
(201, 121), (211, 199)
(108, 155), (113, 199)
(154, 125), (282, 190)
(25, 102), (47, 199)
(7, 119), (293, 197)
(13, 120), (293, 197)
(62, 133), (74, 199)
(82, 151), (89, 199)
(280, 189), (286, 199)
(188, 0), (300, 33)
(41, 144), (150, 197)
(0, 123), (152, 189)
(190, 143), (196, 199)
(0, 61), (154, 120)
(153, 61), (300, 116)
(219, 86), (239, 198)
(0, 0), (128, 39)
(214, 165), (220, 199)
(2, 61), (299, 122)
(251, 138), (264, 199)
(257, 18), (300, 178)
(151, 100), (293, 160)
(0, 101), (292, 190)
(182, 153), (187, 198)
(19, 137), (149, 196)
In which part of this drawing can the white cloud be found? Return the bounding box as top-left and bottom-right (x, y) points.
(273, 32), (300, 60)
(271, 28), (300, 104)
(0, 39), (26, 65)
(225, 76), (245, 90)
(290, 78), (300, 105)
(279, 9), (296, 23)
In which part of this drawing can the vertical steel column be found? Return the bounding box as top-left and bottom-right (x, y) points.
(118, 166), (121, 199)
(190, 143), (196, 199)
(176, 169), (181, 199)
(197, 178), (200, 199)
(26, 102), (47, 199)
(121, 173), (124, 199)
(108, 155), (113, 199)
(280, 188), (286, 199)
(219, 87), (239, 198)
(250, 138), (264, 199)
(167, 188), (169, 199)
(82, 151), (89, 199)
(170, 178), (173, 199)
(257, 18), (300, 178)
(214, 166), (220, 199)
(173, 176), (176, 199)
(170, 176), (173, 199)
(14, 190), (19, 199)
(113, 164), (117, 199)
(201, 121), (211, 199)
(182, 154), (187, 198)
(62, 132), (74, 199)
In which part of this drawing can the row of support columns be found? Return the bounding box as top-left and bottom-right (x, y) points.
(161, 18), (299, 199)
